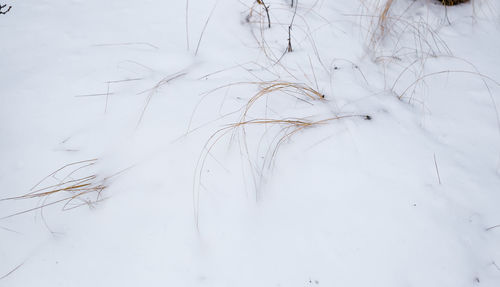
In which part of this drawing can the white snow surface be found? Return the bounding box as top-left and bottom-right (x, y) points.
(1, 0), (500, 286)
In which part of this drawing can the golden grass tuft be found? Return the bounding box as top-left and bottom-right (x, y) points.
(375, 0), (394, 45)
(241, 80), (326, 120)
(0, 159), (128, 220)
(191, 77), (371, 228)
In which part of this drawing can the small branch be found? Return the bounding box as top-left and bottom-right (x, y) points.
(287, 1), (298, 53)
(0, 4), (12, 15)
(256, 0), (271, 28)
(493, 261), (500, 271)
(104, 82), (110, 113)
(433, 153), (441, 185)
(0, 262), (24, 280)
(287, 26), (293, 52)
(486, 224), (500, 231)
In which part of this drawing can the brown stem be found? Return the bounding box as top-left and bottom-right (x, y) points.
(257, 0), (271, 28)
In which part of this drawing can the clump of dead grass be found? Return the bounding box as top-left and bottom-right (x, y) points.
(356, 0), (496, 107)
(241, 80), (326, 120)
(191, 79), (370, 228)
(361, 0), (451, 62)
(0, 159), (126, 220)
(193, 114), (368, 228)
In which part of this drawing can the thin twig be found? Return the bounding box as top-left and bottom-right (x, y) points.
(486, 224), (500, 231)
(0, 262), (24, 281)
(257, 0), (271, 28)
(433, 153), (441, 185)
(105, 82), (110, 113)
(75, 93), (115, 98)
(287, 0), (298, 52)
(398, 70), (500, 100)
(105, 78), (143, 84)
(492, 261), (500, 271)
(0, 4), (11, 15)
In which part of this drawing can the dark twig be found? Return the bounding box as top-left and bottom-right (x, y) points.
(486, 224), (500, 231)
(0, 4), (11, 15)
(492, 261), (500, 271)
(287, 26), (293, 52)
(256, 0), (271, 28)
(287, 1), (298, 53)
(0, 262), (24, 280)
(433, 153), (441, 185)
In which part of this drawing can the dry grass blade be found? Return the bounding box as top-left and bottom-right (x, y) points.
(195, 2), (217, 56)
(136, 71), (187, 126)
(186, 79), (325, 134)
(92, 42), (158, 50)
(376, 0), (394, 44)
(398, 70), (500, 100)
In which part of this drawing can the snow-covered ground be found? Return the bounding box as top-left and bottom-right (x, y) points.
(1, 0), (500, 286)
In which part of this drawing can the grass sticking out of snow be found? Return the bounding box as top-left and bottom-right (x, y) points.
(0, 159), (128, 221)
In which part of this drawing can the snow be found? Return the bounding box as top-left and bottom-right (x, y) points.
(1, 0), (500, 286)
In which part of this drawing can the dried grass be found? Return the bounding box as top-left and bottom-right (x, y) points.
(0, 159), (128, 220)
(191, 77), (370, 228)
(136, 71), (187, 126)
(241, 80), (325, 120)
